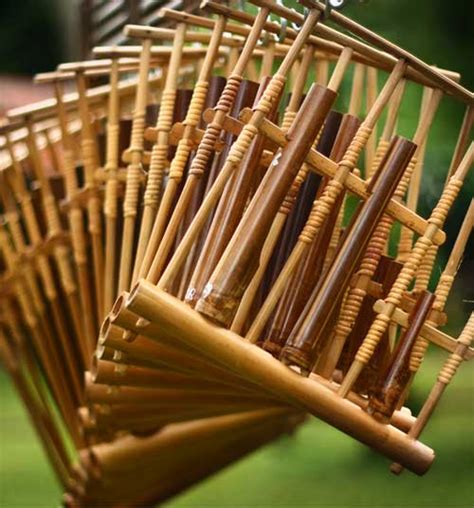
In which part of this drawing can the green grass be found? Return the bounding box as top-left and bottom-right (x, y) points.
(1, 351), (472, 507)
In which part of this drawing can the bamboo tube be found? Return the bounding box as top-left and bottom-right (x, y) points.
(230, 48), (353, 333)
(246, 59), (407, 343)
(339, 143), (473, 397)
(102, 57), (121, 313)
(446, 105), (473, 181)
(39, 76), (96, 360)
(319, 88), (443, 377)
(390, 312), (474, 475)
(144, 6), (273, 285)
(137, 16), (226, 280)
(150, 8), (323, 288)
(365, 66), (378, 174)
(281, 136), (417, 374)
(64, 69), (105, 320)
(131, 23), (187, 283)
(195, 83), (336, 327)
(117, 37), (153, 293)
(126, 280), (435, 475)
(367, 291), (435, 423)
(0, 333), (71, 487)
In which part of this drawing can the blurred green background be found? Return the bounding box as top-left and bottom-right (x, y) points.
(0, 0), (473, 506)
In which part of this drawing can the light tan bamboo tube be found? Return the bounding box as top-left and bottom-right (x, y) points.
(8, 120), (88, 387)
(126, 280), (435, 475)
(102, 57), (121, 313)
(245, 59), (407, 343)
(100, 319), (272, 395)
(50, 78), (96, 360)
(339, 143), (473, 397)
(260, 36), (276, 78)
(404, 198), (474, 381)
(153, 9), (323, 288)
(390, 312), (474, 475)
(445, 105), (473, 182)
(397, 86), (433, 261)
(131, 23), (187, 284)
(0, 231), (82, 445)
(0, 334), (71, 487)
(231, 47), (353, 333)
(117, 37), (153, 293)
(365, 66), (378, 174)
(143, 6), (272, 285)
(134, 17), (225, 281)
(73, 70), (105, 320)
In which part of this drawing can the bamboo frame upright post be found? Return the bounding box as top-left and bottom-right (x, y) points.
(117, 37), (153, 293)
(131, 23), (187, 283)
(144, 6), (273, 285)
(154, 8), (323, 289)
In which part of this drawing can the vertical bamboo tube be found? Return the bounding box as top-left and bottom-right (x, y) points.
(397, 86), (433, 262)
(132, 23), (187, 283)
(51, 78), (96, 360)
(390, 312), (474, 475)
(365, 66), (378, 174)
(319, 88), (442, 377)
(231, 48), (354, 333)
(0, 333), (71, 487)
(246, 60), (407, 344)
(367, 290), (435, 423)
(103, 57), (121, 312)
(196, 83), (337, 327)
(145, 6), (272, 284)
(405, 198), (474, 382)
(339, 143), (473, 397)
(74, 70), (105, 319)
(117, 37), (153, 293)
(136, 16), (226, 281)
(281, 136), (416, 374)
(0, 229), (82, 445)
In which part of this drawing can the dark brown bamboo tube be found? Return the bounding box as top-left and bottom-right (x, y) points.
(264, 114), (361, 356)
(281, 136), (417, 374)
(195, 84), (337, 327)
(367, 290), (435, 422)
(185, 77), (282, 307)
(337, 255), (402, 395)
